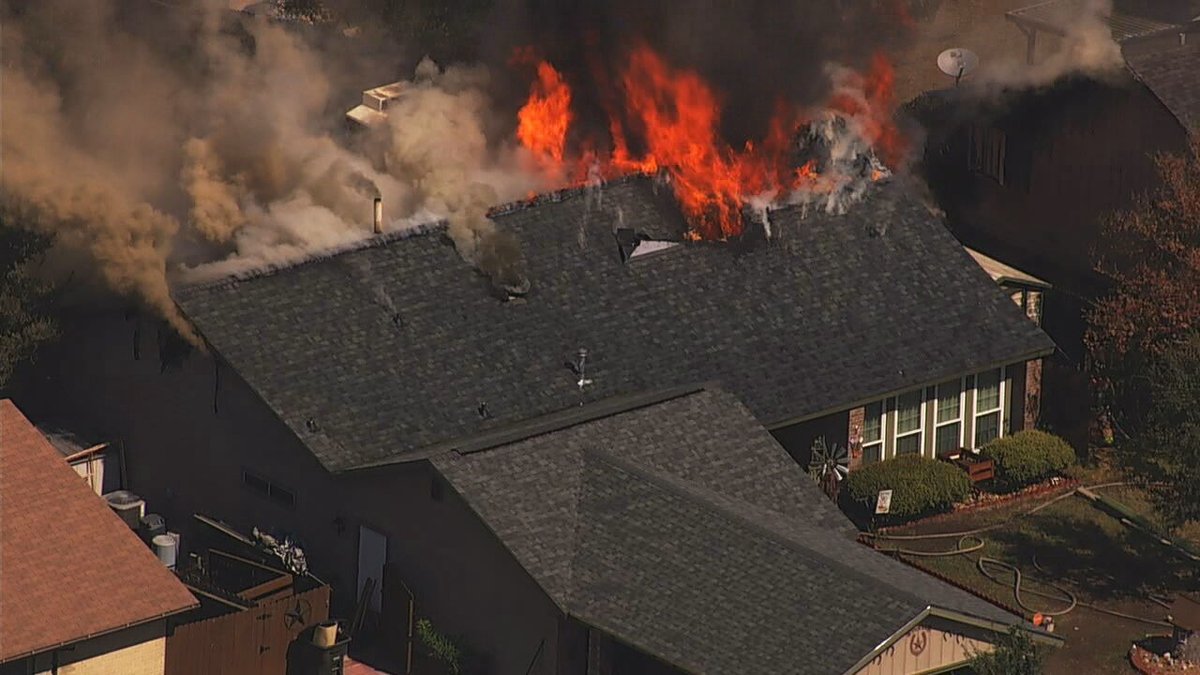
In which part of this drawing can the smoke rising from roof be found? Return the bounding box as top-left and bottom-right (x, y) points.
(0, 0), (548, 339)
(972, 0), (1124, 90)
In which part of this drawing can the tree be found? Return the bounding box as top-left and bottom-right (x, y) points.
(0, 209), (58, 389)
(1087, 135), (1200, 430)
(1131, 332), (1200, 525)
(969, 626), (1046, 675)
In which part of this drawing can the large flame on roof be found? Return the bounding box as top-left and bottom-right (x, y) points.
(513, 47), (573, 166)
(514, 44), (906, 240)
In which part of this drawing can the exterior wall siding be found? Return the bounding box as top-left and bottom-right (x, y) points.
(18, 315), (562, 675)
(854, 618), (995, 675)
(924, 78), (1188, 297)
(14, 622), (170, 675)
(52, 638), (165, 675)
(341, 464), (564, 675)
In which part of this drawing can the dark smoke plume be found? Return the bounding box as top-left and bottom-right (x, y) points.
(483, 0), (916, 147)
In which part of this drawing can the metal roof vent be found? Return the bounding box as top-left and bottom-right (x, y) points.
(567, 348), (593, 390)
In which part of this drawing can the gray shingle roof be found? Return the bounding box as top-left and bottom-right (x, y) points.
(1127, 44), (1200, 132)
(174, 175), (1053, 472)
(433, 388), (1024, 675)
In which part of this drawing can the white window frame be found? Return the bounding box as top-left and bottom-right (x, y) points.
(892, 389), (926, 458)
(860, 401), (886, 464)
(972, 368), (1006, 449)
(933, 378), (967, 456)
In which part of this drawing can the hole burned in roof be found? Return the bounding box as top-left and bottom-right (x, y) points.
(614, 227), (681, 264)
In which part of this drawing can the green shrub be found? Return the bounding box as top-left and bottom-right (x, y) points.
(844, 455), (971, 524)
(416, 618), (462, 674)
(980, 430), (1076, 492)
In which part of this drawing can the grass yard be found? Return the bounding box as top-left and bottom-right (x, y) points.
(879, 484), (1199, 674)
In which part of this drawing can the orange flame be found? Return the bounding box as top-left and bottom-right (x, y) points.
(512, 45), (904, 240)
(516, 54), (574, 165)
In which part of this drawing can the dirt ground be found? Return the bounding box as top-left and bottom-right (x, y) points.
(890, 0), (1039, 102)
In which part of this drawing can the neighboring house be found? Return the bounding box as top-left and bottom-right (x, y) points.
(431, 386), (1061, 674)
(38, 426), (120, 497)
(914, 7), (1200, 340)
(0, 401), (198, 675)
(909, 26), (1200, 445)
(1006, 0), (1200, 64)
(16, 175), (1053, 672)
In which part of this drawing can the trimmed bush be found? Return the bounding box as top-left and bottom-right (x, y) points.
(844, 455), (971, 524)
(980, 430), (1076, 492)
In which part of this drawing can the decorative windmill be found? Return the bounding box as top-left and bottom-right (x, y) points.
(808, 437), (850, 501)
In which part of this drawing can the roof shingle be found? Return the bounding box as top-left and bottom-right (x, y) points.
(1127, 44), (1200, 132)
(0, 400), (197, 662)
(434, 388), (1025, 674)
(175, 176), (1053, 472)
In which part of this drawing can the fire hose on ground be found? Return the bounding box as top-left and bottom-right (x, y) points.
(863, 482), (1175, 629)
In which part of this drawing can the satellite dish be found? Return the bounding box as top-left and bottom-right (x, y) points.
(937, 48), (980, 85)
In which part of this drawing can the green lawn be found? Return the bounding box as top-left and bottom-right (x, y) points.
(881, 486), (1198, 674)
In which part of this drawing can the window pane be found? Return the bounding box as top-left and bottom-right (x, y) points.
(976, 370), (1001, 411)
(897, 433), (921, 455)
(863, 443), (882, 464)
(936, 380), (961, 422)
(863, 401), (883, 444)
(936, 423), (961, 454)
(243, 472), (270, 495)
(896, 391), (923, 434)
(975, 411), (1000, 447)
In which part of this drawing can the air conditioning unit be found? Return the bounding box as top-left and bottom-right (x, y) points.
(151, 533), (179, 569)
(103, 490), (145, 530)
(139, 513), (166, 543)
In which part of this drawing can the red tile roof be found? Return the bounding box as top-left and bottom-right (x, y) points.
(0, 400), (197, 663)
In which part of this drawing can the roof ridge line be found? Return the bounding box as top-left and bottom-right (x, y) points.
(340, 383), (714, 473)
(486, 172), (655, 219)
(582, 446), (942, 613)
(172, 219), (451, 293)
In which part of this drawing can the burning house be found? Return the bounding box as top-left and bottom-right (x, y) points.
(909, 5), (1200, 446)
(4, 7), (1066, 671)
(16, 161), (1057, 671)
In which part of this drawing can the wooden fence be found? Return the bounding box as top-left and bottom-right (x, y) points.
(165, 584), (330, 675)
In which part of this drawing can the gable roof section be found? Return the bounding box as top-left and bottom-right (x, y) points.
(433, 388), (1026, 675)
(1126, 43), (1200, 132)
(175, 176), (1053, 472)
(0, 400), (197, 663)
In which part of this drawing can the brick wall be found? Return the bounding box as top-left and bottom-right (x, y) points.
(1024, 357), (1043, 430)
(847, 406), (865, 470)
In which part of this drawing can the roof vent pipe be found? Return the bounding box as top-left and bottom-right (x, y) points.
(373, 197), (383, 234)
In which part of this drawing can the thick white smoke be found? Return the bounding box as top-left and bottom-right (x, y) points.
(0, 0), (550, 340)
